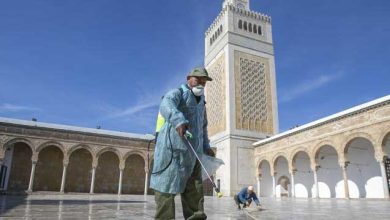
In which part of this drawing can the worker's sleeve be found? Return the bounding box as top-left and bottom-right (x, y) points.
(238, 189), (247, 204)
(252, 193), (260, 205)
(202, 108), (211, 151)
(159, 89), (188, 129)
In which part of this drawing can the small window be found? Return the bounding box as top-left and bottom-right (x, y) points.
(238, 20), (242, 29)
(243, 21), (247, 31)
(220, 25), (223, 33)
(210, 38), (212, 45)
(253, 24), (257, 34)
(258, 26), (262, 35)
(249, 23), (252, 32)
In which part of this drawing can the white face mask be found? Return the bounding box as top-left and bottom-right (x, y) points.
(192, 85), (204, 96)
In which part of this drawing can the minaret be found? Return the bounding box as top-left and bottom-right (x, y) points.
(204, 0), (279, 195)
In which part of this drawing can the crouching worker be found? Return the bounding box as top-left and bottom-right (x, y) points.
(150, 67), (215, 220)
(234, 186), (261, 210)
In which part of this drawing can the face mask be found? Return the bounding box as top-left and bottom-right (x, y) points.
(192, 85), (204, 96)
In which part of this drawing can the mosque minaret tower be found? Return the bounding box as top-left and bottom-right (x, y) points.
(204, 0), (279, 195)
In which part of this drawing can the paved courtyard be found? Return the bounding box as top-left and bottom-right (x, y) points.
(0, 193), (389, 219)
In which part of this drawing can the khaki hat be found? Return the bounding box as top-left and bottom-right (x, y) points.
(188, 67), (213, 81)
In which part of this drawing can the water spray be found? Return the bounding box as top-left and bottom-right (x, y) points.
(183, 131), (223, 198)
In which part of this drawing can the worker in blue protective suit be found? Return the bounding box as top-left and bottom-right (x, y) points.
(234, 186), (261, 210)
(150, 67), (215, 220)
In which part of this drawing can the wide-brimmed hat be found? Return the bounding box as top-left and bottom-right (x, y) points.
(188, 67), (213, 81)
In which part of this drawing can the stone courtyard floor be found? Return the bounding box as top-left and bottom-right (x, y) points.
(0, 193), (389, 219)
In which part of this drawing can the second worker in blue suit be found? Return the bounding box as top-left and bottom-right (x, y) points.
(234, 186), (261, 210)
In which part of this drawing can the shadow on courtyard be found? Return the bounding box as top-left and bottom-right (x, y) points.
(0, 193), (27, 215)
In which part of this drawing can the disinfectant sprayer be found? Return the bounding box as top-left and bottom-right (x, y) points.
(184, 131), (223, 198)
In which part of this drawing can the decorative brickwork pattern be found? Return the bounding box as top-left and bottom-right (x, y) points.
(235, 51), (273, 133)
(206, 53), (226, 136)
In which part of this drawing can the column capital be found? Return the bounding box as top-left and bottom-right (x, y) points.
(31, 153), (38, 164)
(119, 160), (125, 170)
(339, 161), (349, 168)
(92, 159), (98, 169)
(311, 164), (320, 172)
(375, 152), (386, 163)
(144, 166), (149, 173)
(63, 159), (69, 167)
(289, 168), (297, 175)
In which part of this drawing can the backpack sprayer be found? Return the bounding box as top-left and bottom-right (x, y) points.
(184, 131), (223, 198)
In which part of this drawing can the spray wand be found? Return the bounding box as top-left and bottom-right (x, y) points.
(183, 131), (223, 198)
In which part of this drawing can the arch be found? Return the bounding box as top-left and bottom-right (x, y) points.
(123, 150), (147, 163)
(220, 24), (223, 33)
(257, 158), (271, 176)
(36, 141), (65, 155)
(253, 24), (257, 34)
(34, 145), (64, 191)
(290, 148), (313, 198)
(243, 21), (247, 31)
(6, 141), (33, 191)
(311, 140), (338, 162)
(238, 20), (242, 29)
(343, 135), (380, 198)
(255, 157), (269, 170)
(95, 150), (120, 193)
(342, 132), (376, 154)
(96, 147), (121, 160)
(68, 144), (94, 158)
(248, 23), (252, 32)
(65, 148), (93, 193)
(122, 154), (146, 194)
(272, 152), (289, 170)
(4, 138), (34, 152)
(315, 144), (342, 198)
(290, 147), (310, 170)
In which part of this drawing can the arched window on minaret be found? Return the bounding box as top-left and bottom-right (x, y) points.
(243, 21), (247, 31)
(258, 25), (262, 35)
(249, 23), (252, 32)
(238, 20), (242, 29)
(210, 38), (212, 45)
(220, 25), (223, 33)
(253, 24), (257, 34)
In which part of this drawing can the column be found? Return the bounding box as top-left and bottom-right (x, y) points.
(256, 176), (261, 196)
(379, 160), (390, 199)
(313, 168), (319, 198)
(90, 167), (96, 194)
(272, 174), (276, 197)
(27, 161), (37, 192)
(144, 167), (149, 196)
(118, 169), (123, 195)
(60, 163), (68, 193)
(340, 162), (350, 199)
(290, 170), (296, 198)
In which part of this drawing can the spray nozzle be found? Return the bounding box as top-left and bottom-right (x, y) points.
(185, 130), (193, 139)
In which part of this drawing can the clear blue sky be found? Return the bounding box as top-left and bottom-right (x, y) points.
(0, 0), (389, 135)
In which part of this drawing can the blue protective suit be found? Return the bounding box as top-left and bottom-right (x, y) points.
(237, 187), (260, 205)
(150, 84), (211, 194)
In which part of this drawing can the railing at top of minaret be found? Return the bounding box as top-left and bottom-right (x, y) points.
(205, 3), (271, 36)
